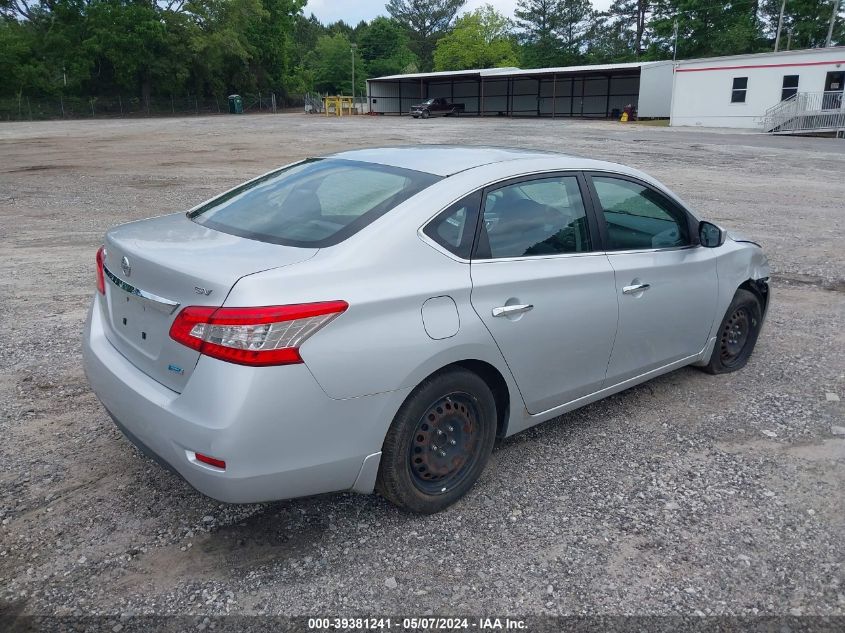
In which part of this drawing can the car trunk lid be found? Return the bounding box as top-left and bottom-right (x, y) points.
(100, 213), (317, 392)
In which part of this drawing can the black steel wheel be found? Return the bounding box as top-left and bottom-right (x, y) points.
(720, 306), (753, 367)
(409, 393), (482, 494)
(377, 368), (497, 513)
(701, 288), (763, 374)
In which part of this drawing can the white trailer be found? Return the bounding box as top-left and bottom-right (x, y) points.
(670, 47), (845, 129)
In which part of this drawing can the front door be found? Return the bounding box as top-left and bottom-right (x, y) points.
(586, 174), (718, 384)
(824, 72), (844, 109)
(469, 173), (618, 414)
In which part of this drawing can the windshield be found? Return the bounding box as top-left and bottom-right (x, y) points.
(189, 159), (441, 247)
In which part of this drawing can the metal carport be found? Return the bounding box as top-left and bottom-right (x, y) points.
(366, 61), (674, 119)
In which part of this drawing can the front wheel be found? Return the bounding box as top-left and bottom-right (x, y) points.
(421, 109), (430, 119)
(701, 289), (763, 374)
(377, 368), (497, 513)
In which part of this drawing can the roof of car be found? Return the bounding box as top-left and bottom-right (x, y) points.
(324, 145), (595, 178)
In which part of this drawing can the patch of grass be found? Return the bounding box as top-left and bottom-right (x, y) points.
(632, 118), (670, 127)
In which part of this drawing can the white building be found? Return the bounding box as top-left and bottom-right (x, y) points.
(670, 47), (845, 129)
(365, 47), (845, 133)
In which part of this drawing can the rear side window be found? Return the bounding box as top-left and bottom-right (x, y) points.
(423, 191), (482, 259)
(592, 176), (690, 250)
(190, 159), (441, 247)
(476, 175), (592, 259)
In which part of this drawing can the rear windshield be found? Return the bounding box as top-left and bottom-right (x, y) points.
(189, 158), (441, 247)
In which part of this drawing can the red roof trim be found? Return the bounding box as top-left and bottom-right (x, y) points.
(676, 59), (845, 73)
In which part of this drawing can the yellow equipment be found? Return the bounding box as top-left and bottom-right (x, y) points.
(323, 96), (357, 116)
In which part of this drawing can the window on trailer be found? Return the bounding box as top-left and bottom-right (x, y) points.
(781, 75), (799, 101)
(731, 77), (748, 103)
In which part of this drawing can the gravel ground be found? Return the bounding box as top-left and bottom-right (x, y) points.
(0, 115), (843, 622)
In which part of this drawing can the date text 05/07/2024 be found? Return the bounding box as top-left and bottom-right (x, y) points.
(307, 617), (527, 630)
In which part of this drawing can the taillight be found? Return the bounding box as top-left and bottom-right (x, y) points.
(95, 246), (106, 295)
(169, 301), (348, 367)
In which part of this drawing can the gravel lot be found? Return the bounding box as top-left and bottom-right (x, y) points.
(0, 115), (843, 622)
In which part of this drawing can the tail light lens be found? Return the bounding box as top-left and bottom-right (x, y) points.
(95, 246), (106, 295)
(169, 301), (348, 367)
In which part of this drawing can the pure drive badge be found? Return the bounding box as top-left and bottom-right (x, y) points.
(167, 364), (185, 375)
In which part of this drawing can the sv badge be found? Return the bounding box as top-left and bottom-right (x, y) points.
(194, 287), (213, 296)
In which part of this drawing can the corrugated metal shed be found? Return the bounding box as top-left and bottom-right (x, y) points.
(366, 61), (675, 119)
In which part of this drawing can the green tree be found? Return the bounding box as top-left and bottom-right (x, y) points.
(585, 0), (649, 60)
(246, 0), (305, 93)
(647, 0), (766, 59)
(557, 0), (594, 63)
(514, 0), (586, 68)
(83, 0), (192, 102)
(284, 13), (325, 93)
(760, 0), (844, 48)
(386, 0), (466, 71)
(586, 1), (639, 63)
(433, 4), (519, 70)
(311, 32), (364, 95)
(187, 0), (266, 96)
(358, 16), (417, 77)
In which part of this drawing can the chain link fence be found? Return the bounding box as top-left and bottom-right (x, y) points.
(0, 93), (304, 121)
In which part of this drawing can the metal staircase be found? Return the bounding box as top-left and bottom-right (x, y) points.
(304, 92), (324, 114)
(762, 91), (845, 136)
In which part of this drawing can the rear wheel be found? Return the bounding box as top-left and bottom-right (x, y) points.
(701, 289), (763, 374)
(377, 368), (496, 513)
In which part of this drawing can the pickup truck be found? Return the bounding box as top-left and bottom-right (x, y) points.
(410, 98), (465, 119)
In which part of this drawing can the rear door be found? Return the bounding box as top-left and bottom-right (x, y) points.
(585, 173), (718, 384)
(468, 173), (619, 414)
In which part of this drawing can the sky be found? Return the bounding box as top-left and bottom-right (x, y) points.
(303, 0), (613, 26)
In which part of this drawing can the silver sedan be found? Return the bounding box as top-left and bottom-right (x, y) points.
(83, 146), (770, 513)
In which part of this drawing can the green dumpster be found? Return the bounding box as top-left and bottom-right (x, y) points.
(228, 94), (243, 114)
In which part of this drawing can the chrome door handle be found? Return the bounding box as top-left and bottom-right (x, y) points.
(492, 304), (534, 317)
(622, 283), (651, 295)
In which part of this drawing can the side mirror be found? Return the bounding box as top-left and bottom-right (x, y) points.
(699, 221), (726, 248)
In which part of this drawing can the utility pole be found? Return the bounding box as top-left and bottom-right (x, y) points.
(775, 0), (787, 51)
(350, 43), (358, 105)
(787, 27), (793, 50)
(672, 19), (679, 61)
(827, 0), (840, 47)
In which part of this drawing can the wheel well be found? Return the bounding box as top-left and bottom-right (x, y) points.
(739, 278), (769, 314)
(450, 360), (511, 438)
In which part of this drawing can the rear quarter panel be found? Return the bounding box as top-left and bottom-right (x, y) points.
(221, 172), (527, 406)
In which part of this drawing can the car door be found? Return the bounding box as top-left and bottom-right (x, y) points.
(468, 173), (619, 414)
(585, 173), (718, 384)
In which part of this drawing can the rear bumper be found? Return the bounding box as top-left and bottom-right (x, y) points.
(82, 297), (409, 503)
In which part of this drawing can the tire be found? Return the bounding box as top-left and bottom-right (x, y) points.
(421, 109), (430, 119)
(701, 289), (763, 374)
(377, 368), (497, 513)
